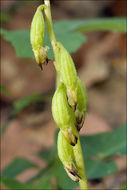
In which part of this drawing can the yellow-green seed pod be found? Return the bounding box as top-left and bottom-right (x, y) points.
(52, 41), (61, 73)
(30, 5), (48, 68)
(52, 83), (78, 146)
(75, 77), (87, 131)
(57, 42), (78, 108)
(57, 131), (81, 182)
(30, 5), (44, 50)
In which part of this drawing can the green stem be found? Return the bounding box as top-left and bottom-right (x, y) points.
(44, 0), (59, 72)
(44, 0), (56, 45)
(44, 0), (88, 189)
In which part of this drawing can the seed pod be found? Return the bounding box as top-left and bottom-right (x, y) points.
(57, 131), (81, 182)
(30, 5), (48, 67)
(52, 41), (61, 73)
(75, 77), (87, 131)
(52, 83), (78, 146)
(57, 42), (78, 108)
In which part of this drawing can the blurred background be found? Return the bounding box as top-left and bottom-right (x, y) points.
(1, 0), (126, 189)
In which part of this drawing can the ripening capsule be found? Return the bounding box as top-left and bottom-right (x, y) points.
(30, 5), (44, 50)
(57, 131), (81, 182)
(56, 42), (78, 108)
(30, 5), (49, 68)
(52, 41), (61, 73)
(75, 77), (87, 131)
(52, 83), (78, 146)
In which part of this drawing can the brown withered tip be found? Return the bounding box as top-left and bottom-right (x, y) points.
(76, 121), (82, 132)
(70, 136), (78, 146)
(38, 63), (43, 70)
(45, 58), (49, 65)
(67, 168), (81, 182)
(75, 136), (78, 144)
(70, 141), (76, 146)
(74, 102), (77, 111)
(76, 115), (84, 131)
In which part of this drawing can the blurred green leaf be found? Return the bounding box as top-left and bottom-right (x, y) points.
(0, 29), (34, 58)
(120, 184), (127, 190)
(38, 145), (57, 163)
(28, 163), (58, 188)
(1, 177), (33, 190)
(0, 116), (14, 138)
(35, 157), (117, 189)
(0, 93), (40, 137)
(2, 125), (124, 189)
(81, 124), (126, 159)
(0, 12), (11, 23)
(36, 125), (126, 188)
(29, 158), (77, 189)
(56, 159), (79, 189)
(52, 26), (86, 57)
(13, 93), (40, 115)
(35, 151), (117, 189)
(56, 158), (117, 189)
(52, 18), (126, 33)
(2, 157), (37, 178)
(0, 85), (10, 95)
(35, 176), (52, 189)
(0, 18), (126, 59)
(0, 93), (52, 137)
(72, 18), (126, 33)
(0, 24), (86, 59)
(85, 159), (117, 179)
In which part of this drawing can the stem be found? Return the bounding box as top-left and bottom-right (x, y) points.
(44, 0), (88, 189)
(44, 0), (56, 44)
(73, 134), (88, 190)
(44, 0), (59, 72)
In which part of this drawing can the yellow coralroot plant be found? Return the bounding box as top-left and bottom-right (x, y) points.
(30, 0), (88, 189)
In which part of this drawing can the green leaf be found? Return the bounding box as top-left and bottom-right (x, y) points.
(53, 18), (126, 33)
(32, 155), (117, 189)
(29, 158), (78, 190)
(73, 18), (127, 33)
(0, 94), (51, 138)
(38, 145), (57, 163)
(119, 184), (127, 190)
(35, 125), (124, 188)
(81, 124), (126, 159)
(2, 157), (37, 178)
(0, 28), (34, 58)
(0, 25), (86, 59)
(53, 27), (86, 56)
(85, 159), (117, 179)
(35, 176), (52, 189)
(27, 158), (58, 185)
(0, 85), (10, 95)
(56, 159), (78, 189)
(1, 18), (126, 59)
(0, 12), (11, 23)
(0, 93), (52, 137)
(57, 158), (117, 189)
(13, 93), (40, 115)
(0, 117), (14, 138)
(1, 177), (33, 190)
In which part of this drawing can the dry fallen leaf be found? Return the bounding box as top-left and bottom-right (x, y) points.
(80, 113), (111, 135)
